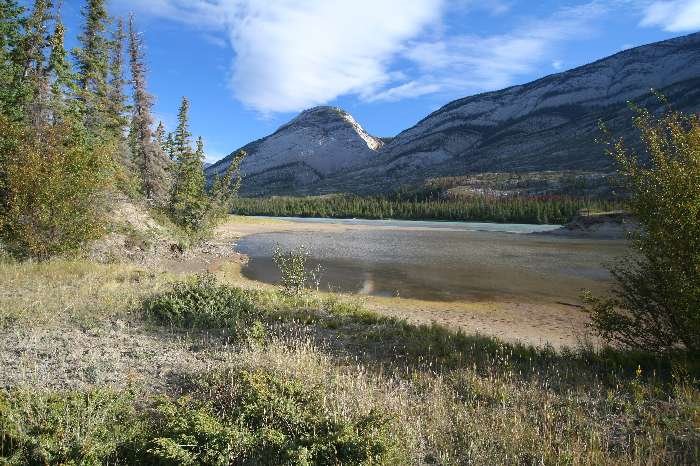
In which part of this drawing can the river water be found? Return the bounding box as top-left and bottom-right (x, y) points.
(236, 217), (628, 304)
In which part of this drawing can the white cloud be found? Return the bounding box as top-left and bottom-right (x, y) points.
(121, 0), (443, 113)
(640, 0), (700, 32)
(371, 1), (610, 102)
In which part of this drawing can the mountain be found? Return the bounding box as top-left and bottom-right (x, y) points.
(208, 32), (700, 196)
(206, 106), (384, 196)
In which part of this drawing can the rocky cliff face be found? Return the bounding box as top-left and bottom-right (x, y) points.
(208, 32), (700, 195)
(206, 106), (383, 196)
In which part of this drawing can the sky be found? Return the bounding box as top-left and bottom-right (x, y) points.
(49, 0), (700, 163)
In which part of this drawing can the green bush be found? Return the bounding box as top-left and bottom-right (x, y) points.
(146, 369), (391, 465)
(0, 389), (144, 465)
(0, 116), (111, 260)
(0, 369), (392, 465)
(585, 107), (700, 353)
(143, 273), (258, 329)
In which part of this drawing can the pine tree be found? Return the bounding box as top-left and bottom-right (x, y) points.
(105, 17), (127, 141)
(0, 0), (26, 120)
(128, 15), (169, 204)
(169, 97), (207, 232)
(73, 0), (110, 132)
(47, 3), (74, 121)
(20, 0), (52, 128)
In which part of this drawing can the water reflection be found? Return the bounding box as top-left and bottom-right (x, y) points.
(237, 223), (627, 304)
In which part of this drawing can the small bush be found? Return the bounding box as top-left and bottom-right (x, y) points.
(0, 389), (144, 465)
(0, 369), (392, 465)
(143, 273), (258, 329)
(156, 368), (392, 465)
(273, 245), (322, 296)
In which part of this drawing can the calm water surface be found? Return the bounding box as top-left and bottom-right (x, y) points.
(237, 218), (628, 303)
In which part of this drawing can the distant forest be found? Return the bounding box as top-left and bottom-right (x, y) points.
(232, 194), (624, 224)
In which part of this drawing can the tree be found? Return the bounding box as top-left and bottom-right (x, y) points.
(73, 0), (110, 133)
(584, 106), (700, 353)
(0, 114), (110, 260)
(208, 150), (246, 221)
(169, 97), (207, 232)
(19, 0), (52, 128)
(106, 17), (128, 142)
(128, 15), (169, 204)
(0, 0), (25, 120)
(47, 4), (74, 120)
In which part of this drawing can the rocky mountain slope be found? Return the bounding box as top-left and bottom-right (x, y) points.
(208, 32), (700, 196)
(207, 106), (384, 196)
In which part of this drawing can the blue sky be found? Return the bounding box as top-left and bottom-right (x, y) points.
(51, 0), (700, 162)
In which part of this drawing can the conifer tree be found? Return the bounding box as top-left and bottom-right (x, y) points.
(169, 97), (207, 232)
(0, 0), (26, 120)
(128, 15), (169, 204)
(47, 3), (75, 121)
(106, 17), (127, 141)
(20, 0), (52, 128)
(73, 0), (110, 132)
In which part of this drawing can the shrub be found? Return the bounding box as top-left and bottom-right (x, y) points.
(273, 245), (322, 296)
(143, 273), (258, 329)
(585, 107), (700, 353)
(0, 116), (111, 260)
(0, 389), (143, 465)
(150, 368), (392, 465)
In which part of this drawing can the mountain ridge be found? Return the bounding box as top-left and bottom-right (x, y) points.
(207, 31), (700, 196)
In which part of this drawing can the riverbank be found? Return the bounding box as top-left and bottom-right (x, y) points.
(1, 251), (697, 464)
(212, 216), (627, 348)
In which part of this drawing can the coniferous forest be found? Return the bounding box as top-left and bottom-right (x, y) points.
(0, 0), (243, 260)
(232, 194), (623, 224)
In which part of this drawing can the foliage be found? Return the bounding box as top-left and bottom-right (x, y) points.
(143, 273), (259, 329)
(169, 97), (209, 233)
(0, 116), (110, 260)
(129, 14), (170, 205)
(585, 107), (700, 353)
(273, 245), (322, 296)
(0, 388), (144, 465)
(233, 193), (621, 225)
(169, 100), (245, 236)
(147, 369), (391, 465)
(0, 370), (391, 466)
(208, 149), (245, 223)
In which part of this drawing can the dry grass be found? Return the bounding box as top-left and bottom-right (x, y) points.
(0, 259), (173, 327)
(1, 259), (698, 464)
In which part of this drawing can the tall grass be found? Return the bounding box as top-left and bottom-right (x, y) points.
(1, 264), (698, 464)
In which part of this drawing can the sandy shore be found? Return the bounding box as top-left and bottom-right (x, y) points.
(206, 216), (599, 348)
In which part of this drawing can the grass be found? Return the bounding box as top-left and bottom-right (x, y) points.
(1, 260), (699, 464)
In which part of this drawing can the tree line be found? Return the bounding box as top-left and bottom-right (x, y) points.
(232, 194), (623, 224)
(0, 0), (244, 259)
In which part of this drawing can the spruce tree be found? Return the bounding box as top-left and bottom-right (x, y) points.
(128, 15), (169, 204)
(20, 0), (52, 128)
(169, 97), (207, 232)
(73, 0), (110, 132)
(47, 3), (75, 121)
(106, 17), (127, 141)
(0, 0), (26, 120)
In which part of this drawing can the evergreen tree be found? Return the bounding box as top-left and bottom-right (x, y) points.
(73, 0), (110, 132)
(105, 17), (127, 141)
(20, 0), (52, 128)
(128, 15), (169, 204)
(169, 97), (207, 232)
(0, 0), (25, 120)
(47, 2), (75, 121)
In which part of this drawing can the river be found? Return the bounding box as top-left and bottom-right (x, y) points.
(236, 217), (628, 304)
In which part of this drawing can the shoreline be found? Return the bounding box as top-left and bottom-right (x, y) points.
(210, 216), (606, 348)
